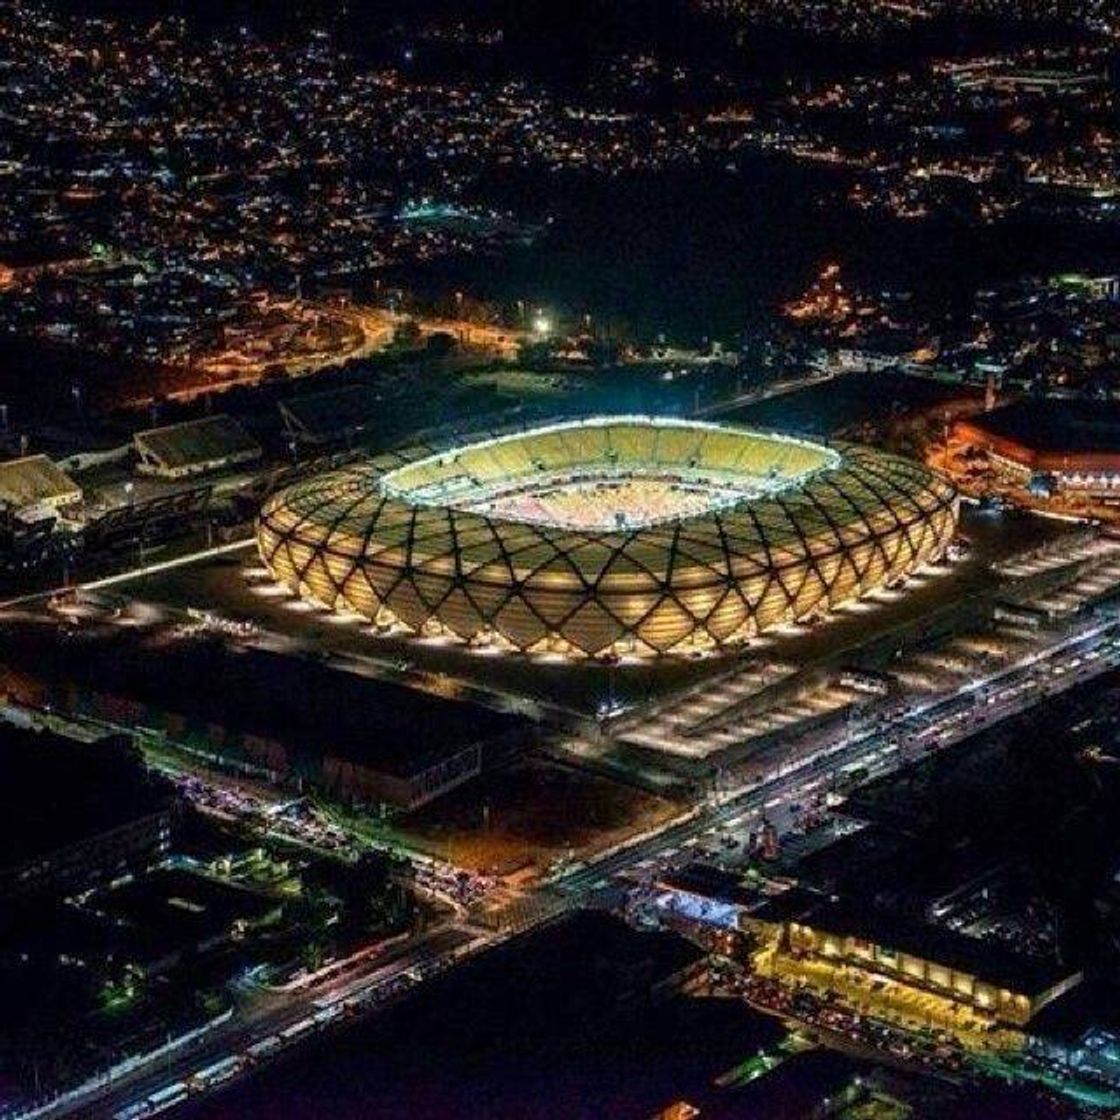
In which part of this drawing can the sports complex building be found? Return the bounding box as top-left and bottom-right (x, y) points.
(256, 416), (958, 659)
(954, 401), (1120, 497)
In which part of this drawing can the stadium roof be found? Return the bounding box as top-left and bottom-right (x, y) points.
(258, 417), (958, 658)
(134, 414), (260, 476)
(0, 453), (82, 511)
(279, 384), (382, 443)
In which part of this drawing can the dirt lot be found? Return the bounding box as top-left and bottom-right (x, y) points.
(399, 757), (680, 873)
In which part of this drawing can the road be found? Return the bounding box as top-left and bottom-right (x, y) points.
(18, 610), (1120, 1120)
(692, 366), (848, 419)
(47, 925), (488, 1120)
(547, 611), (1120, 900)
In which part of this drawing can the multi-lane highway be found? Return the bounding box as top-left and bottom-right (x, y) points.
(47, 925), (488, 1120)
(548, 611), (1120, 900)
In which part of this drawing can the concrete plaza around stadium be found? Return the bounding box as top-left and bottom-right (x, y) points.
(111, 503), (1073, 723)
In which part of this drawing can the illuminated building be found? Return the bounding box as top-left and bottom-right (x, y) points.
(0, 454), (82, 519)
(257, 416), (957, 659)
(954, 401), (1120, 497)
(744, 895), (1082, 1029)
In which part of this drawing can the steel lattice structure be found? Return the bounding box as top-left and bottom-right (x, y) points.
(256, 417), (959, 658)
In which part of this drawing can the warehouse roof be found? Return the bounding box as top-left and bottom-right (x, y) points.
(279, 385), (382, 443)
(0, 454), (81, 511)
(134, 414), (260, 475)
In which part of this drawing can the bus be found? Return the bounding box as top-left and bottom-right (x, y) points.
(246, 1035), (282, 1063)
(279, 1016), (316, 1042)
(189, 1056), (242, 1090)
(146, 1082), (189, 1116)
(113, 1103), (150, 1120)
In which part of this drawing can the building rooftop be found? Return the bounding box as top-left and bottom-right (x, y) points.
(134, 414), (260, 474)
(99, 867), (280, 965)
(398, 909), (705, 1039)
(968, 400), (1120, 457)
(754, 889), (1077, 998)
(0, 723), (171, 873)
(2, 624), (531, 779)
(659, 862), (759, 908)
(0, 453), (81, 511)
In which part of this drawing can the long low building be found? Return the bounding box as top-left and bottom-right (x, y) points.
(954, 401), (1120, 496)
(0, 622), (533, 810)
(0, 453), (82, 518)
(134, 414), (261, 479)
(743, 892), (1081, 1029)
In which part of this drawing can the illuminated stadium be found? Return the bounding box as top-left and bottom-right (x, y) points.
(257, 417), (958, 659)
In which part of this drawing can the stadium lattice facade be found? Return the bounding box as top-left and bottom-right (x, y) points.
(257, 417), (958, 659)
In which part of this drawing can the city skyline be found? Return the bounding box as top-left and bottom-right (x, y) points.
(0, 2), (1119, 1118)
